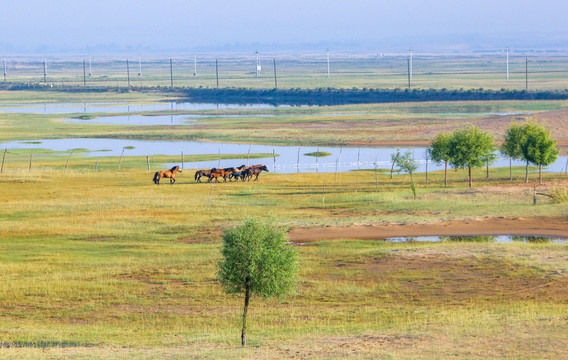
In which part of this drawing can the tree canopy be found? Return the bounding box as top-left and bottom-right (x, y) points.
(518, 120), (559, 183)
(428, 133), (452, 186)
(218, 217), (298, 346)
(447, 125), (495, 188)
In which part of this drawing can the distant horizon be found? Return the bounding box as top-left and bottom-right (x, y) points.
(2, 1), (567, 56)
(2, 31), (568, 57)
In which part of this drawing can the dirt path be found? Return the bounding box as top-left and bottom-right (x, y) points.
(288, 217), (568, 242)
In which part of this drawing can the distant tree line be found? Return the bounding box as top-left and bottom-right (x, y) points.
(1, 83), (568, 104)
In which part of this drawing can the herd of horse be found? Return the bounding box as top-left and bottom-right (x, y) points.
(153, 164), (269, 185)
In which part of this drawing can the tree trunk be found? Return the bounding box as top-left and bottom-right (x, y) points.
(241, 279), (251, 346)
(468, 166), (472, 188)
(539, 164), (542, 184)
(486, 158), (489, 178)
(525, 160), (529, 183)
(444, 161), (447, 187)
(390, 161), (395, 179)
(509, 157), (512, 181)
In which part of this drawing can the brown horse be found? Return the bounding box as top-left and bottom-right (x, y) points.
(194, 169), (213, 183)
(243, 165), (269, 181)
(208, 168), (233, 183)
(153, 166), (182, 185)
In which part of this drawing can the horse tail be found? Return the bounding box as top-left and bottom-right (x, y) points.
(153, 171), (160, 184)
(194, 171), (199, 181)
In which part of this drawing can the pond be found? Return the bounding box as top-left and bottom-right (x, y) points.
(0, 101), (298, 114)
(386, 235), (568, 244)
(64, 113), (280, 126)
(2, 138), (567, 174)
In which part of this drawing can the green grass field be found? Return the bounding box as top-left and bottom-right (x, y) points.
(0, 160), (567, 358)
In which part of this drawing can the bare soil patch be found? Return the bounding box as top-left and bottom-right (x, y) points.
(288, 217), (568, 242)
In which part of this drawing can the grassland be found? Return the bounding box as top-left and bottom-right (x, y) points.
(1, 83), (568, 358)
(0, 155), (567, 358)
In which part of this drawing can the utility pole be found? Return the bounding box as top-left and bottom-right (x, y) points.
(408, 48), (413, 80)
(215, 59), (219, 88)
(43, 58), (47, 83)
(3, 58), (6, 82)
(138, 54), (142, 76)
(326, 49), (330, 78)
(505, 47), (510, 81)
(407, 58), (411, 88)
(83, 59), (86, 86)
(255, 51), (261, 77)
(126, 59), (131, 87)
(193, 52), (197, 76)
(170, 58), (173, 88)
(525, 57), (528, 91)
(273, 58), (277, 89)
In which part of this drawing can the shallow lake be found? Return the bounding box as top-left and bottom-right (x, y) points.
(386, 235), (568, 244)
(0, 101), (297, 114)
(2, 138), (567, 174)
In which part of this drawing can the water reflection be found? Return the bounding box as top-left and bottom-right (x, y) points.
(387, 235), (568, 243)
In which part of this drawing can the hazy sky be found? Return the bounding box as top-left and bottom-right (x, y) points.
(2, 0), (567, 53)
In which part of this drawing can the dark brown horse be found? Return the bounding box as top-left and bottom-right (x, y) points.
(243, 165), (269, 181)
(194, 169), (213, 183)
(153, 166), (182, 185)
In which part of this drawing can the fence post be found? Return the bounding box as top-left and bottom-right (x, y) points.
(297, 147), (300, 173)
(146, 156), (150, 170)
(29, 154), (32, 172)
(374, 163), (379, 190)
(207, 182), (215, 210)
(334, 147), (342, 188)
(181, 151), (184, 169)
(247, 145), (251, 166)
(1, 149), (6, 173)
(95, 159), (99, 172)
(273, 149), (276, 173)
(355, 148), (360, 196)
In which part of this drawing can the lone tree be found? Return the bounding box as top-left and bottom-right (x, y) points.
(447, 125), (495, 188)
(500, 121), (525, 181)
(428, 133), (452, 187)
(217, 217), (298, 346)
(518, 120), (559, 184)
(395, 151), (418, 198)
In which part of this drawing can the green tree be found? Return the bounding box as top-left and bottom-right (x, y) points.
(395, 151), (419, 198)
(428, 133), (452, 186)
(217, 217), (298, 346)
(390, 149), (401, 179)
(447, 125), (495, 188)
(500, 121), (525, 181)
(519, 121), (559, 184)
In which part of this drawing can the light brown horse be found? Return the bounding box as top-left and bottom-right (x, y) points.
(153, 166), (182, 185)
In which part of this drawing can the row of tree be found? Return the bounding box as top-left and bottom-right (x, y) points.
(428, 120), (559, 188)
